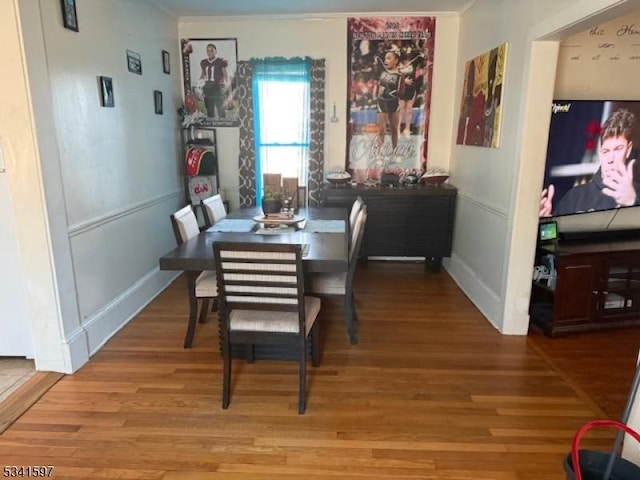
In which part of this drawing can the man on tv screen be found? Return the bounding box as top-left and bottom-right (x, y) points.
(540, 108), (640, 217)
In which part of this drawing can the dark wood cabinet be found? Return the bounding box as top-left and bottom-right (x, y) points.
(321, 184), (457, 271)
(530, 239), (640, 336)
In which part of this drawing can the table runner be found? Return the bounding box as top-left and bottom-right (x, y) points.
(206, 219), (256, 233)
(301, 219), (345, 233)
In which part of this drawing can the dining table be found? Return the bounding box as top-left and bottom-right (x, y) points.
(159, 206), (348, 272)
(158, 206), (349, 349)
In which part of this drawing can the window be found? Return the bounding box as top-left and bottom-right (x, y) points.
(252, 59), (310, 199)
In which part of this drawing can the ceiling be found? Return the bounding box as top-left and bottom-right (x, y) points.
(148, 0), (477, 17)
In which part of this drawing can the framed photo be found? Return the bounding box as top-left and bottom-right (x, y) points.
(162, 50), (171, 74)
(99, 76), (114, 107)
(154, 90), (163, 115)
(126, 49), (142, 75)
(180, 38), (239, 127)
(61, 0), (78, 32)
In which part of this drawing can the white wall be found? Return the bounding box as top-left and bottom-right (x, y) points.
(555, 11), (640, 99)
(179, 15), (460, 211)
(11, 0), (183, 372)
(446, 0), (639, 334)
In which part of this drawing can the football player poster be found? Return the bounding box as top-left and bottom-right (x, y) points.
(181, 38), (239, 127)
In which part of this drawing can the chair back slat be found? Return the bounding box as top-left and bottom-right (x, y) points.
(214, 242), (305, 315)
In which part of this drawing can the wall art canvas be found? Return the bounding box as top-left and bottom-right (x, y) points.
(347, 16), (436, 183)
(181, 38), (239, 127)
(456, 42), (508, 148)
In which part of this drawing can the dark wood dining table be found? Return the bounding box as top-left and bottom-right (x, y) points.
(159, 206), (348, 273)
(158, 206), (349, 348)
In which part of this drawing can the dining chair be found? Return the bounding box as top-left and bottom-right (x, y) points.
(170, 205), (218, 348)
(349, 196), (365, 238)
(213, 241), (321, 414)
(297, 186), (307, 209)
(263, 173), (282, 195)
(309, 205), (367, 344)
(202, 194), (227, 227)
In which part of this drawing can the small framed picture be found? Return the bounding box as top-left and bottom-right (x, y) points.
(99, 76), (114, 107)
(154, 90), (163, 115)
(162, 50), (170, 74)
(61, 0), (78, 32)
(126, 50), (142, 75)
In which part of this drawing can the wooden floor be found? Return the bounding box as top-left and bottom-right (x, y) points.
(1, 261), (638, 479)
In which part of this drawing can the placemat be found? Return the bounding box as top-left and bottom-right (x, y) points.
(255, 226), (297, 235)
(207, 219), (256, 233)
(301, 220), (346, 233)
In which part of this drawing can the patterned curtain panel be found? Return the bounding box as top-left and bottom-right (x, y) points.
(236, 61), (256, 207)
(308, 59), (326, 208)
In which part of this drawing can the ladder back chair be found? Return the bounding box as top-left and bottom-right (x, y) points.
(213, 241), (322, 414)
(170, 205), (218, 348)
(310, 205), (368, 344)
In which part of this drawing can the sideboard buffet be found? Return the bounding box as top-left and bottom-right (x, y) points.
(321, 184), (457, 272)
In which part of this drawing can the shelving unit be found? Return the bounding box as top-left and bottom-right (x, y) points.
(181, 126), (219, 207)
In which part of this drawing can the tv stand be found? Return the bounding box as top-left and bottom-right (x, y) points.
(530, 238), (640, 337)
(559, 228), (640, 244)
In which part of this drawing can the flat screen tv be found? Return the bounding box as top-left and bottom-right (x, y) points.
(540, 99), (640, 240)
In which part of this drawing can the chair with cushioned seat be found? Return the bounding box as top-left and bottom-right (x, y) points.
(213, 241), (322, 414)
(170, 205), (218, 348)
(310, 205), (367, 344)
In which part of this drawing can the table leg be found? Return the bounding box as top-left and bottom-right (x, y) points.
(184, 272), (199, 348)
(425, 257), (442, 273)
(344, 294), (358, 345)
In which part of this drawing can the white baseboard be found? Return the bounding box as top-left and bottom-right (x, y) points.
(82, 267), (180, 357)
(367, 256), (426, 262)
(444, 254), (502, 331)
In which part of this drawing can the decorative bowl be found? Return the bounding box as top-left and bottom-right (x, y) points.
(326, 171), (352, 185)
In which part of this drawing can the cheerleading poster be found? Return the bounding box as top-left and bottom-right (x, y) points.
(347, 17), (436, 182)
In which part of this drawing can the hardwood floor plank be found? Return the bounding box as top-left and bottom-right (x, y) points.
(1, 262), (637, 480)
(0, 371), (63, 434)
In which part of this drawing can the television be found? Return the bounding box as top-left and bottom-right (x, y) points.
(540, 99), (640, 240)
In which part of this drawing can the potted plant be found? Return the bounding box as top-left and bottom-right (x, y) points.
(261, 188), (282, 215)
